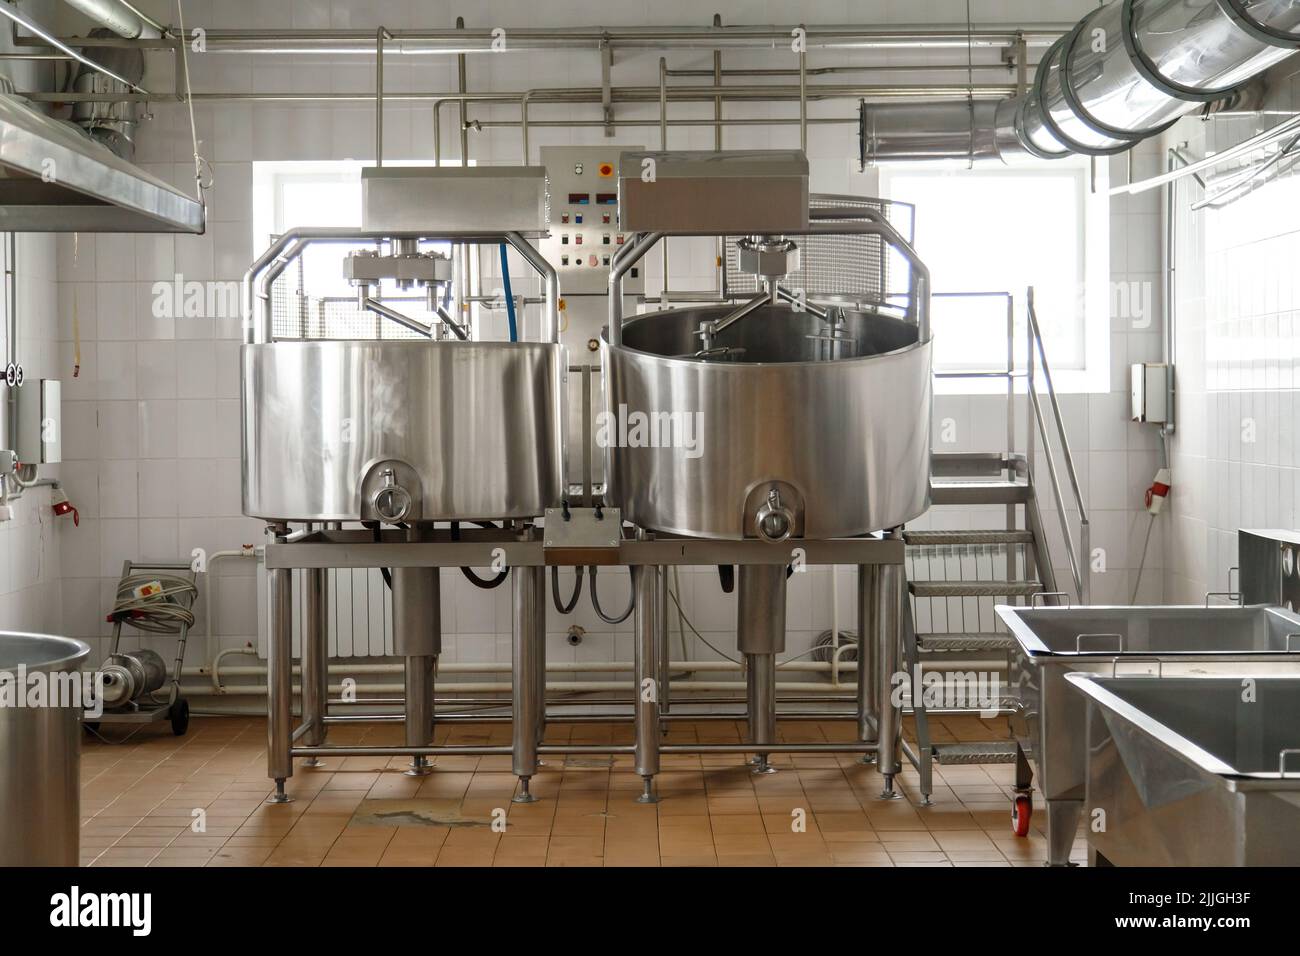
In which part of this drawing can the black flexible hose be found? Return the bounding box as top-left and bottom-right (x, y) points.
(551, 565), (583, 614)
(588, 566), (635, 624)
(451, 520), (510, 589)
(717, 565), (735, 593)
(363, 521), (394, 589)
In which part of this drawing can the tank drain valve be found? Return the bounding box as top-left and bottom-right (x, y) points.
(755, 488), (794, 542)
(372, 468), (413, 524)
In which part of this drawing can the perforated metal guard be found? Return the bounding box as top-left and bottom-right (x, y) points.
(722, 195), (915, 303)
(270, 248), (432, 342)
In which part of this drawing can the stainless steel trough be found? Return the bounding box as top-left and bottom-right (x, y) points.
(1067, 673), (1300, 867)
(995, 603), (1300, 865)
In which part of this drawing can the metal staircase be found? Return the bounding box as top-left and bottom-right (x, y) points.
(899, 290), (1090, 804)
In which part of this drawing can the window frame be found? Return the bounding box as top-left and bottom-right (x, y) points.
(878, 156), (1111, 395)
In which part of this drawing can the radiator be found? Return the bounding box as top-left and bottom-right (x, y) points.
(256, 565), (395, 659)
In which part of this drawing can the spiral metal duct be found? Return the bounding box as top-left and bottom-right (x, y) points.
(861, 0), (1300, 164)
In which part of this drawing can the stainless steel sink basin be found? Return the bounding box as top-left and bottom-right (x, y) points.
(994, 603), (1300, 865)
(1067, 674), (1300, 866)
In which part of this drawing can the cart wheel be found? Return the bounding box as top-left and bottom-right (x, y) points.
(1011, 793), (1032, 837)
(170, 699), (190, 736)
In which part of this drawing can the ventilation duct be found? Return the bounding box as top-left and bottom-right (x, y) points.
(69, 28), (145, 159)
(861, 0), (1300, 165)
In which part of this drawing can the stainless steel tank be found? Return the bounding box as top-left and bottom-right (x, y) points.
(601, 303), (932, 539)
(242, 340), (564, 522)
(0, 631), (91, 866)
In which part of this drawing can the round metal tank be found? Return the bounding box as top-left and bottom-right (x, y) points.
(242, 340), (564, 522)
(0, 632), (91, 866)
(601, 303), (932, 539)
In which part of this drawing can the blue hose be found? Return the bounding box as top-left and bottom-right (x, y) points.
(499, 243), (518, 342)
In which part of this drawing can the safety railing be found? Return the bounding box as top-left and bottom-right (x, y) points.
(931, 287), (1090, 604)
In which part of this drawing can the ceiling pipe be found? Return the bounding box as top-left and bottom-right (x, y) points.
(61, 0), (162, 39)
(34, 23), (1075, 54)
(861, 0), (1300, 165)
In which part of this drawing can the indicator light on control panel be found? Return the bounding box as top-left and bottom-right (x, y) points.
(561, 255), (569, 266)
(575, 235), (583, 245)
(561, 212), (570, 224)
(575, 213), (583, 224)
(616, 235), (625, 244)
(602, 234), (611, 245)
(561, 235), (569, 245)
(602, 256), (610, 266)
(601, 213), (611, 224)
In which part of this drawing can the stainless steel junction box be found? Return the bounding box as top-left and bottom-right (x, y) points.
(616, 150), (809, 234)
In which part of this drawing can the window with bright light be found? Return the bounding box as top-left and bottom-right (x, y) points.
(252, 161), (459, 340)
(880, 158), (1109, 392)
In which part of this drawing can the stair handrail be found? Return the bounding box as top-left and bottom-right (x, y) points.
(1025, 286), (1090, 604)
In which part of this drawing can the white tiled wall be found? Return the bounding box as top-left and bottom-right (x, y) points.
(0, 3), (63, 637)
(1161, 63), (1300, 602)
(43, 1), (1167, 679)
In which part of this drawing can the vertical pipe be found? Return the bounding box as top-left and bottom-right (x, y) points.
(403, 656), (436, 775)
(713, 43), (725, 297)
(457, 18), (469, 164)
(533, 563), (547, 747)
(392, 527), (439, 774)
(874, 559), (903, 797)
(633, 559), (660, 802)
(855, 563), (879, 747)
(375, 27), (386, 166)
(738, 564), (787, 774)
(746, 654), (777, 772)
(798, 46), (808, 152)
(266, 533), (293, 803)
(657, 564), (670, 714)
(658, 56), (670, 301)
(1006, 295), (1017, 584)
(300, 567), (328, 764)
(512, 564), (540, 801)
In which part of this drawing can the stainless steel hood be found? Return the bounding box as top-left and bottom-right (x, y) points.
(0, 94), (204, 233)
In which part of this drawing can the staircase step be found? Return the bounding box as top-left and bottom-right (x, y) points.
(904, 530), (1035, 547)
(930, 480), (1031, 506)
(911, 581), (1043, 599)
(917, 632), (1018, 652)
(933, 741), (1019, 765)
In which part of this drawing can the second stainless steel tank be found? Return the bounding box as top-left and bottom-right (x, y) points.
(601, 303), (932, 539)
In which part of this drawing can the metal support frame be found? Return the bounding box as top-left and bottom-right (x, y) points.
(260, 528), (903, 802)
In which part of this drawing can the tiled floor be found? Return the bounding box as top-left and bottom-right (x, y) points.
(79, 713), (1086, 867)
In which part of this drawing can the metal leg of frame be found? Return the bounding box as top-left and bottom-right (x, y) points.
(856, 563), (879, 762)
(738, 564), (786, 774)
(875, 560), (904, 799)
(300, 567), (329, 767)
(533, 562), (547, 754)
(266, 541), (294, 803)
(657, 565), (671, 717)
(512, 565), (542, 802)
(633, 563), (660, 803)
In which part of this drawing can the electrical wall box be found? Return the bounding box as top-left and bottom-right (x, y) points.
(15, 378), (60, 465)
(1130, 362), (1171, 424)
(617, 150), (809, 234)
(361, 166), (549, 237)
(1239, 529), (1300, 610)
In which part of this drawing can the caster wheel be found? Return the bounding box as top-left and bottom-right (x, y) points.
(1011, 793), (1032, 837)
(170, 699), (190, 736)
